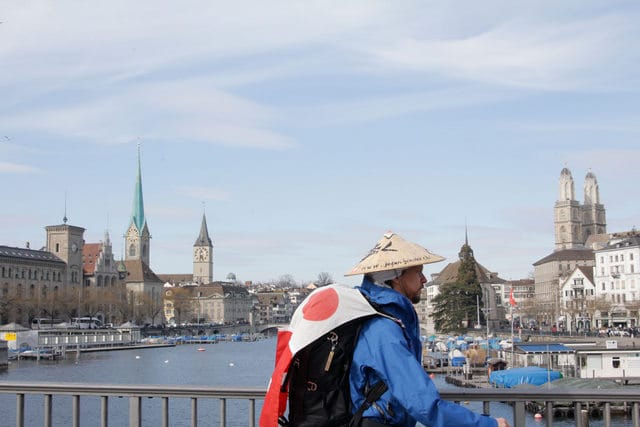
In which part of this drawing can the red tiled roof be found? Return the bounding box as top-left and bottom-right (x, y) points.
(82, 243), (102, 275)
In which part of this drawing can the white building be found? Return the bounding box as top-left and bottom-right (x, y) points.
(559, 266), (596, 332)
(593, 234), (640, 328)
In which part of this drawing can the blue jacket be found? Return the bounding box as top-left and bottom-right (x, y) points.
(350, 278), (497, 427)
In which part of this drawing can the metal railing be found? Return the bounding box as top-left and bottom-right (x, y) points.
(0, 381), (639, 427)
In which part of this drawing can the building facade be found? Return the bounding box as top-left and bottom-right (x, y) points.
(593, 234), (640, 328)
(0, 245), (67, 324)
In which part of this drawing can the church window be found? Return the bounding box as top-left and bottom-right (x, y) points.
(129, 244), (136, 257)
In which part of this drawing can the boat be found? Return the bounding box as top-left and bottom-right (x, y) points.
(490, 366), (562, 388)
(197, 347), (206, 352)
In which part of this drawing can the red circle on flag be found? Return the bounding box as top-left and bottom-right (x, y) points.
(302, 288), (339, 321)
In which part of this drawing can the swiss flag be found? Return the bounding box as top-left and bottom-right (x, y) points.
(259, 284), (379, 427)
(509, 287), (517, 307)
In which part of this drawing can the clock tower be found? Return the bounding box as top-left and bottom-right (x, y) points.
(125, 146), (151, 266)
(193, 213), (213, 284)
(46, 218), (85, 286)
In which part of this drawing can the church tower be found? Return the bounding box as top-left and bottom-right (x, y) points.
(581, 170), (607, 241)
(46, 216), (85, 286)
(554, 168), (583, 250)
(193, 213), (213, 284)
(125, 146), (151, 266)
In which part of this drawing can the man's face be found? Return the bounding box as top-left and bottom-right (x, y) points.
(391, 265), (426, 304)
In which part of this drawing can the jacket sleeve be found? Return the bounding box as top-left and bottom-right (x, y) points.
(353, 318), (497, 427)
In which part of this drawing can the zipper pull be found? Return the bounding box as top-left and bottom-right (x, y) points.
(324, 332), (338, 372)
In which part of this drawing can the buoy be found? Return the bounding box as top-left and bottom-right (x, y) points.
(164, 360), (169, 363)
(135, 355), (141, 359)
(229, 362), (234, 367)
(534, 413), (542, 420)
(429, 373), (436, 379)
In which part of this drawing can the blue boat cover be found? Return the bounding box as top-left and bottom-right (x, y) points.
(490, 366), (562, 388)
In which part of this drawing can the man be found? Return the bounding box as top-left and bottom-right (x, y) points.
(346, 231), (509, 427)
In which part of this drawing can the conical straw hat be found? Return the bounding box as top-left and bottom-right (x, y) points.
(345, 231), (445, 276)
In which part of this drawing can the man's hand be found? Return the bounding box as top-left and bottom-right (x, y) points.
(495, 418), (510, 427)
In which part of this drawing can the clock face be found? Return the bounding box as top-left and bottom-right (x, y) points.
(195, 248), (208, 261)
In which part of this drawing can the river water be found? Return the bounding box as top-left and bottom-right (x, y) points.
(0, 338), (634, 426)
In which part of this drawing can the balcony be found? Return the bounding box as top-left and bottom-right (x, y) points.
(0, 381), (639, 427)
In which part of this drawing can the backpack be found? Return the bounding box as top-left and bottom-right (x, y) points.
(282, 316), (387, 427)
(259, 285), (396, 427)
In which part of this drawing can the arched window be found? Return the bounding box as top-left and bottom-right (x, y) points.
(97, 276), (103, 287)
(129, 244), (136, 257)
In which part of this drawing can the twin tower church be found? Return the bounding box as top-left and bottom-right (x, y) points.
(554, 167), (607, 250)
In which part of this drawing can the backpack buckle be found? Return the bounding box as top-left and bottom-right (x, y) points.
(306, 381), (317, 391)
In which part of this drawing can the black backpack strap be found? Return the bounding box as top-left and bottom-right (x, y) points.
(349, 380), (388, 427)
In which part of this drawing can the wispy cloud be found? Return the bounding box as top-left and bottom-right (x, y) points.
(0, 161), (41, 174)
(0, 79), (295, 149)
(362, 10), (639, 91)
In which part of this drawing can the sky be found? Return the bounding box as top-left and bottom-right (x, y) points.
(1, 1), (639, 287)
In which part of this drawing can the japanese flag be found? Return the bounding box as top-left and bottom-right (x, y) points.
(259, 284), (378, 427)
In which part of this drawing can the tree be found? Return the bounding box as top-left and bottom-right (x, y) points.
(168, 287), (193, 325)
(431, 242), (483, 333)
(316, 272), (333, 287)
(587, 295), (613, 327)
(276, 274), (297, 288)
(138, 292), (164, 326)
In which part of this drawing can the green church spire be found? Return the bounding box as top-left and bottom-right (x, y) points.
(130, 145), (146, 232)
